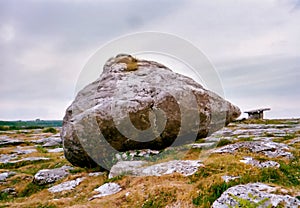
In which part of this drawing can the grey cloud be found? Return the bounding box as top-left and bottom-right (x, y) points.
(1, 0), (300, 119)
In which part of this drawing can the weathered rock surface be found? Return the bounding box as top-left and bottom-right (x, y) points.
(212, 183), (300, 208)
(48, 177), (85, 193)
(33, 137), (62, 145)
(8, 157), (50, 164)
(109, 160), (204, 178)
(0, 172), (16, 181)
(213, 141), (293, 159)
(0, 154), (18, 163)
(0, 136), (24, 147)
(33, 166), (73, 185)
(115, 149), (160, 161)
(14, 146), (37, 155)
(89, 182), (122, 200)
(62, 54), (240, 168)
(240, 156), (280, 168)
(47, 148), (64, 153)
(204, 122), (300, 143)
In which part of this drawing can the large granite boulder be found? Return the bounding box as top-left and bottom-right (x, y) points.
(62, 54), (240, 169)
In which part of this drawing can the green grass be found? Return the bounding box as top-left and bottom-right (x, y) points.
(42, 127), (57, 134)
(0, 120), (62, 131)
(228, 194), (272, 208)
(142, 191), (176, 208)
(193, 181), (233, 206)
(36, 145), (48, 153)
(104, 174), (124, 183)
(216, 139), (233, 147)
(19, 182), (48, 197)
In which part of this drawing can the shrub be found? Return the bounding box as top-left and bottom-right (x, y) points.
(42, 127), (57, 134)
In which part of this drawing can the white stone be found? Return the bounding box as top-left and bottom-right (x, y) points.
(109, 160), (204, 178)
(89, 183), (122, 200)
(48, 177), (85, 193)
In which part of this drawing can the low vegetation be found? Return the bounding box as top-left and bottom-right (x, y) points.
(0, 119), (299, 207)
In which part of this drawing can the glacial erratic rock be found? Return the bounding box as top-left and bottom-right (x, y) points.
(212, 183), (300, 208)
(62, 54), (240, 168)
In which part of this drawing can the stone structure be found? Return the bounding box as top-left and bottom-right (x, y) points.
(244, 108), (270, 119)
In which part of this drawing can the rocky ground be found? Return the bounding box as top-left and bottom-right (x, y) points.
(0, 119), (300, 207)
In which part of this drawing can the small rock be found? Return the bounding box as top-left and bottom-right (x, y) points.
(47, 148), (64, 153)
(88, 172), (104, 177)
(42, 140), (61, 147)
(115, 149), (160, 161)
(240, 157), (280, 168)
(14, 146), (37, 155)
(33, 137), (62, 145)
(221, 175), (240, 183)
(48, 177), (85, 193)
(212, 183), (300, 208)
(1, 187), (16, 196)
(89, 183), (122, 200)
(0, 172), (16, 181)
(289, 137), (300, 145)
(0, 154), (18, 163)
(1, 187), (17, 197)
(33, 166), (73, 185)
(109, 160), (204, 178)
(189, 142), (215, 149)
(9, 157), (50, 164)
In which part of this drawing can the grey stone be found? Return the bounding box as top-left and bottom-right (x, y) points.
(0, 136), (24, 147)
(48, 177), (85, 193)
(213, 141), (293, 159)
(221, 175), (240, 183)
(240, 157), (280, 168)
(189, 142), (216, 149)
(1, 187), (16, 196)
(33, 166), (73, 185)
(47, 148), (64, 153)
(109, 160), (204, 178)
(42, 140), (61, 147)
(8, 157), (50, 164)
(33, 137), (62, 145)
(0, 154), (18, 163)
(289, 137), (300, 145)
(62, 54), (240, 168)
(212, 183), (300, 208)
(88, 172), (104, 177)
(14, 146), (37, 155)
(89, 182), (122, 200)
(115, 149), (160, 161)
(0, 172), (16, 181)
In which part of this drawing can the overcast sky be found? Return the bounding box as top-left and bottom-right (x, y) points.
(0, 0), (299, 120)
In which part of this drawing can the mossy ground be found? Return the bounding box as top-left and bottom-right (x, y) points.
(0, 119), (299, 207)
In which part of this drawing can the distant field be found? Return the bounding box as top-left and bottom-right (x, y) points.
(0, 120), (62, 130)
